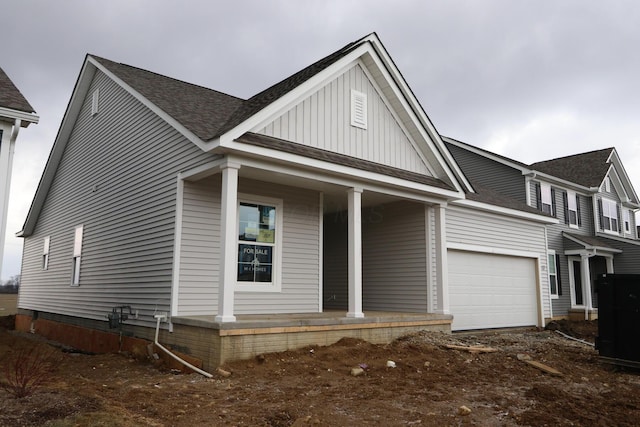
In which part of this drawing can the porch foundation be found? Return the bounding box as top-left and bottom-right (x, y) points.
(568, 309), (598, 321)
(15, 310), (452, 371)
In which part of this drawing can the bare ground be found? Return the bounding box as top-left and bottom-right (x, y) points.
(1, 316), (639, 426)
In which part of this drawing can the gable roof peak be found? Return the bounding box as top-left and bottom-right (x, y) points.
(0, 66), (36, 114)
(529, 147), (615, 188)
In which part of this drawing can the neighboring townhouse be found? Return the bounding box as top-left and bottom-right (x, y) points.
(445, 137), (640, 321)
(0, 67), (39, 277)
(16, 34), (555, 369)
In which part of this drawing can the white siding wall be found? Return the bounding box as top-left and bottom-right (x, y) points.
(177, 176), (321, 315)
(19, 71), (217, 325)
(255, 64), (432, 176)
(177, 176), (221, 315)
(446, 205), (551, 319)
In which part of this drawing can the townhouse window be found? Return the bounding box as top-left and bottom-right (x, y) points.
(71, 225), (84, 286)
(623, 209), (631, 234)
(548, 251), (559, 298)
(600, 199), (619, 232)
(603, 177), (611, 193)
(42, 236), (50, 270)
(564, 190), (580, 227)
(237, 196), (282, 292)
(540, 183), (554, 215)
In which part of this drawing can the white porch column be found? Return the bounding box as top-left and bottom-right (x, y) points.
(0, 124), (15, 277)
(581, 253), (592, 319)
(215, 162), (241, 322)
(346, 187), (364, 318)
(605, 256), (614, 274)
(434, 203), (450, 314)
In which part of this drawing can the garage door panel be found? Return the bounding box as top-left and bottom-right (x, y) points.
(448, 250), (538, 331)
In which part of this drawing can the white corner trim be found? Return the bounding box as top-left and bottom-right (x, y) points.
(170, 175), (185, 317)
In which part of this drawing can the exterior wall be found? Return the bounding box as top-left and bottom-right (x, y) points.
(445, 143), (526, 203)
(176, 176), (221, 315)
(446, 205), (551, 320)
(19, 70), (217, 327)
(234, 178), (321, 314)
(362, 201), (428, 312)
(255, 64), (433, 176)
(601, 237), (640, 274)
(322, 211), (347, 310)
(177, 175), (320, 315)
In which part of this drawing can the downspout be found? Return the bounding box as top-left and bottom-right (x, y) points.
(154, 315), (213, 378)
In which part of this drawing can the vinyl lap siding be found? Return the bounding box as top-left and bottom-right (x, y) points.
(322, 211), (348, 309)
(255, 64), (432, 176)
(362, 201), (427, 312)
(446, 205), (551, 319)
(176, 176), (221, 315)
(234, 179), (320, 314)
(446, 143), (526, 203)
(19, 71), (217, 325)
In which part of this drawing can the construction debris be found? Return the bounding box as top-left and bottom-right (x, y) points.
(444, 344), (497, 353)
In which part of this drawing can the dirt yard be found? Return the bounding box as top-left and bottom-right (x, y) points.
(1, 316), (639, 426)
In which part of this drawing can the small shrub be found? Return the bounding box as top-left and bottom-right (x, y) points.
(1, 345), (60, 398)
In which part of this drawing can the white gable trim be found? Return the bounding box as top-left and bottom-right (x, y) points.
(607, 149), (639, 206)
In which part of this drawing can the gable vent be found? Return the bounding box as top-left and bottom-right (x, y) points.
(350, 89), (367, 129)
(91, 89), (99, 116)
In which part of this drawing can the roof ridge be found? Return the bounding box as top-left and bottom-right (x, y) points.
(530, 147), (615, 166)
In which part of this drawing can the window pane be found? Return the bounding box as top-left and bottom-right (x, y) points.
(238, 263), (255, 282)
(548, 254), (556, 274)
(254, 265), (272, 282)
(550, 276), (558, 295)
(239, 203), (259, 241)
(569, 210), (577, 225)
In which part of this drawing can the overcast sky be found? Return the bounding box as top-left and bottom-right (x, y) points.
(2, 0), (640, 279)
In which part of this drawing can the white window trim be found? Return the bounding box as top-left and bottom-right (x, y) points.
(71, 225), (83, 286)
(350, 89), (367, 129)
(602, 198), (619, 234)
(567, 190), (579, 229)
(547, 250), (559, 299)
(236, 194), (283, 293)
(43, 236), (50, 270)
(540, 182), (552, 215)
(623, 209), (631, 235)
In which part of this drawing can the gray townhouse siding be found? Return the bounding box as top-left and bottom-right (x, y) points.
(604, 238), (640, 273)
(19, 70), (217, 327)
(529, 179), (595, 315)
(445, 142), (526, 204)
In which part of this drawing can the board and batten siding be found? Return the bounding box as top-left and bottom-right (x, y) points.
(19, 70), (217, 326)
(445, 143), (527, 204)
(255, 64), (433, 176)
(362, 201), (428, 312)
(178, 176), (321, 315)
(446, 205), (551, 320)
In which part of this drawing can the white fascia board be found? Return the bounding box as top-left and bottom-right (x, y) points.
(606, 165), (631, 203)
(87, 57), (207, 151)
(451, 198), (559, 224)
(215, 44), (373, 150)
(19, 59), (98, 237)
(526, 170), (597, 194)
(363, 39), (471, 194)
(223, 141), (462, 203)
(608, 150), (640, 205)
(0, 107), (39, 126)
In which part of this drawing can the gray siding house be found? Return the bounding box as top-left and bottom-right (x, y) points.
(445, 137), (640, 320)
(17, 34), (555, 368)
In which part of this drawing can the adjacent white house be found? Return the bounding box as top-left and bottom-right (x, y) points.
(0, 67), (39, 278)
(16, 34), (556, 368)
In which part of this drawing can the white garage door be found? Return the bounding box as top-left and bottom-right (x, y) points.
(448, 250), (538, 331)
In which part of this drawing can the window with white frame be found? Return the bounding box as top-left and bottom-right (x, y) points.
(623, 209), (631, 234)
(71, 225), (83, 286)
(602, 199), (618, 232)
(548, 251), (559, 298)
(237, 196), (282, 291)
(43, 237), (50, 270)
(567, 190), (579, 227)
(540, 183), (553, 215)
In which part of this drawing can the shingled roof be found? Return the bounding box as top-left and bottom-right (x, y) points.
(529, 148), (613, 188)
(91, 34), (368, 142)
(91, 56), (245, 141)
(466, 180), (550, 216)
(0, 67), (36, 113)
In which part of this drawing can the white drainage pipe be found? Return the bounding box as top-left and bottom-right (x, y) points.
(154, 315), (213, 378)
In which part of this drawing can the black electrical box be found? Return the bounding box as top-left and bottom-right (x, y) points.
(596, 274), (640, 367)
